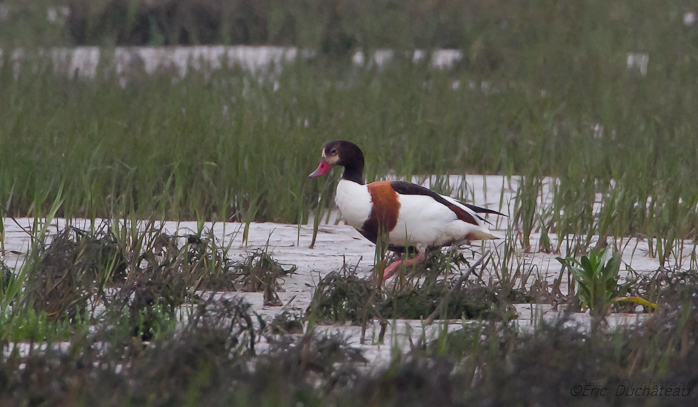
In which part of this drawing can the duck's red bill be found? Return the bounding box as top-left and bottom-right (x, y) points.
(309, 158), (332, 177)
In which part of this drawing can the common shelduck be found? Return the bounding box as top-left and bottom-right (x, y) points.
(309, 140), (503, 281)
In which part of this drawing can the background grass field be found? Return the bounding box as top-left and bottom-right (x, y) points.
(2, 1), (698, 405)
(2, 1), (698, 247)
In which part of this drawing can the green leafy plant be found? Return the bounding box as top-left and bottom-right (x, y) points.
(557, 248), (656, 318)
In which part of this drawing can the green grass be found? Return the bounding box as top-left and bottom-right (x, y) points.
(1, 244), (697, 406)
(0, 211), (693, 406)
(2, 2), (698, 405)
(1, 4), (697, 239)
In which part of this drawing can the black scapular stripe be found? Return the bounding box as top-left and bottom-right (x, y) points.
(389, 180), (506, 220)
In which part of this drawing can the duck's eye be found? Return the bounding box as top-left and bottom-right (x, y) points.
(331, 148), (337, 154)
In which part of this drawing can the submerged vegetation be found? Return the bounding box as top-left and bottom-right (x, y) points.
(1, 223), (697, 406)
(307, 252), (521, 323)
(0, 220), (291, 341)
(1, 0), (698, 405)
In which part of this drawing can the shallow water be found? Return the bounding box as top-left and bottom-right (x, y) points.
(1, 174), (685, 363)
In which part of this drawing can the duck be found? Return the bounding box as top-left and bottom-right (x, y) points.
(309, 140), (504, 281)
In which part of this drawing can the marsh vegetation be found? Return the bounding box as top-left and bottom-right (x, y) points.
(1, 0), (698, 405)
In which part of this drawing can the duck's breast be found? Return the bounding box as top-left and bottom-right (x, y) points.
(335, 179), (373, 229)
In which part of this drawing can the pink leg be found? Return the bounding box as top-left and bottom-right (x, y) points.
(382, 252), (426, 282)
